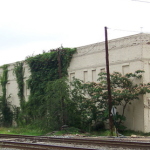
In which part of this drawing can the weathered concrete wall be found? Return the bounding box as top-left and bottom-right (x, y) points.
(0, 62), (31, 107)
(68, 33), (150, 132)
(1, 33), (150, 132)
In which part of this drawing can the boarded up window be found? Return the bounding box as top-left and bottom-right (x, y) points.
(84, 71), (88, 83)
(0, 85), (2, 96)
(92, 70), (96, 82)
(149, 64), (150, 81)
(26, 87), (30, 96)
(70, 73), (75, 82)
(101, 68), (105, 72)
(24, 81), (30, 96)
(122, 65), (129, 75)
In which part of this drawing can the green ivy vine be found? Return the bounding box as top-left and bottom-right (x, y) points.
(20, 48), (76, 129)
(13, 62), (25, 110)
(0, 65), (13, 126)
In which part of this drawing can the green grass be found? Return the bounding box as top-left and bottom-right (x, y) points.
(83, 130), (117, 137)
(47, 127), (82, 136)
(120, 130), (150, 136)
(0, 127), (81, 136)
(0, 127), (45, 136)
(0, 127), (150, 137)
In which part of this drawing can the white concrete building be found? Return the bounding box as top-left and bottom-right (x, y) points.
(68, 33), (150, 133)
(1, 33), (150, 132)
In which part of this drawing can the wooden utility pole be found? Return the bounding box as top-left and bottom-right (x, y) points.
(104, 26), (113, 136)
(57, 48), (62, 79)
(57, 48), (65, 126)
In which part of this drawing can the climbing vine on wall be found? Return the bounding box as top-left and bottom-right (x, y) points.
(0, 65), (13, 126)
(23, 48), (76, 129)
(13, 62), (25, 110)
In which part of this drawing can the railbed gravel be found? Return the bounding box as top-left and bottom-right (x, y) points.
(0, 142), (146, 150)
(0, 135), (149, 150)
(0, 147), (146, 150)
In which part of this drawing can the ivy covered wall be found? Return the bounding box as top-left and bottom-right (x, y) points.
(0, 48), (76, 129)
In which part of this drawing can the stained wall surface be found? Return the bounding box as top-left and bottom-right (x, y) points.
(68, 33), (150, 132)
(1, 33), (150, 132)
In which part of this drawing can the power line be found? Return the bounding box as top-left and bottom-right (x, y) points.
(108, 27), (150, 35)
(108, 27), (140, 33)
(78, 42), (99, 56)
(132, 0), (150, 3)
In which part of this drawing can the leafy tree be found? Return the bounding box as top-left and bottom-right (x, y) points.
(19, 48), (76, 130)
(70, 78), (102, 131)
(45, 77), (73, 130)
(72, 70), (150, 130)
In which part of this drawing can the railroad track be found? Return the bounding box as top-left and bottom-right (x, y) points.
(0, 140), (98, 150)
(0, 134), (150, 149)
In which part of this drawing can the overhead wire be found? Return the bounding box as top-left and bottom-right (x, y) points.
(108, 27), (140, 33)
(108, 27), (150, 35)
(78, 28), (142, 56)
(132, 0), (150, 3)
(77, 26), (150, 57)
(77, 42), (99, 56)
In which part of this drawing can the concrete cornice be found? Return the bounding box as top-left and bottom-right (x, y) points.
(68, 58), (150, 72)
(74, 33), (150, 58)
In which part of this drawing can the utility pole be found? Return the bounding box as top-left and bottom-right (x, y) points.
(57, 48), (65, 126)
(57, 48), (62, 79)
(104, 26), (113, 136)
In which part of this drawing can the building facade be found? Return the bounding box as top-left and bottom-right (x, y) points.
(1, 33), (150, 132)
(68, 33), (150, 132)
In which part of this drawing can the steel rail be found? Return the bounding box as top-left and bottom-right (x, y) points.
(42, 138), (150, 149)
(0, 134), (150, 149)
(0, 140), (98, 150)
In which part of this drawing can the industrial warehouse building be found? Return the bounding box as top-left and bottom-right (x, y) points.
(1, 33), (150, 132)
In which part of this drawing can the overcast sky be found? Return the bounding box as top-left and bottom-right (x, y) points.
(0, 0), (150, 65)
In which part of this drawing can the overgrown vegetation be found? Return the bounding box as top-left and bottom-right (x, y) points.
(13, 62), (25, 110)
(0, 65), (13, 126)
(0, 127), (150, 137)
(1, 47), (150, 135)
(71, 70), (150, 131)
(45, 77), (74, 130)
(16, 48), (76, 130)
